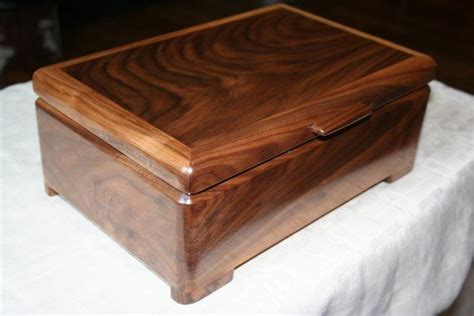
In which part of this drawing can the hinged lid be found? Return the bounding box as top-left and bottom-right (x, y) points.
(33, 4), (436, 194)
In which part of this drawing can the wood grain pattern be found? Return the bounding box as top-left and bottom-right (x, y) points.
(34, 4), (435, 304)
(33, 4), (436, 193)
(62, 8), (409, 144)
(179, 86), (429, 289)
(36, 85), (430, 304)
(36, 99), (188, 287)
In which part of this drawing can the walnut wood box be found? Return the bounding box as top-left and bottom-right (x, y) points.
(33, 4), (436, 304)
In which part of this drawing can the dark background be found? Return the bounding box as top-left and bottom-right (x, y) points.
(1, 0), (473, 92)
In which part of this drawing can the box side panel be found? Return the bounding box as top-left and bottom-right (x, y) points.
(36, 101), (187, 288)
(183, 86), (430, 288)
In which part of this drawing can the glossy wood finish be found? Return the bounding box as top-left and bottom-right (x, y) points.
(36, 85), (430, 304)
(34, 5), (435, 304)
(62, 7), (410, 143)
(33, 4), (436, 194)
(37, 100), (187, 288)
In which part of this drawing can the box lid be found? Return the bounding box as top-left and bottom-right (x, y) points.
(33, 4), (436, 194)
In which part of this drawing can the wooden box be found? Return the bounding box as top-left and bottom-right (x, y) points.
(33, 4), (436, 304)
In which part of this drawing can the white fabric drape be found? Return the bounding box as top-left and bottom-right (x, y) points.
(2, 81), (473, 315)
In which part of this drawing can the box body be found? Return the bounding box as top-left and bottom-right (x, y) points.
(33, 4), (436, 304)
(37, 86), (429, 303)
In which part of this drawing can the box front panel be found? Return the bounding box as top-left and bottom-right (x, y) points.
(183, 86), (430, 286)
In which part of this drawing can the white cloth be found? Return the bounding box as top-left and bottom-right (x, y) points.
(1, 81), (473, 315)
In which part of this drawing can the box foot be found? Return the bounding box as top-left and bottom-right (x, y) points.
(171, 271), (234, 304)
(384, 163), (414, 183)
(45, 184), (58, 196)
